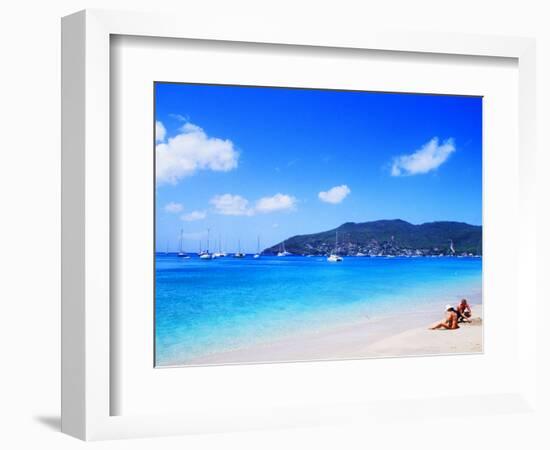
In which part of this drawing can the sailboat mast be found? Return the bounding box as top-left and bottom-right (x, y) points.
(179, 229), (183, 253)
(206, 228), (210, 252)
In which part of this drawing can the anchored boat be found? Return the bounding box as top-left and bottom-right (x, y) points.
(327, 232), (343, 262)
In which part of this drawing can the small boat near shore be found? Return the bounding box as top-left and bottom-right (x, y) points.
(254, 236), (261, 259)
(327, 232), (343, 262)
(277, 240), (291, 257)
(199, 229), (213, 259)
(233, 239), (245, 258)
(213, 234), (227, 258)
(177, 229), (190, 258)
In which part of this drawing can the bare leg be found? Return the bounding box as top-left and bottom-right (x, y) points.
(429, 322), (450, 330)
(458, 314), (471, 324)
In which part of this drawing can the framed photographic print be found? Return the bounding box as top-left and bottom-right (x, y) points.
(62, 9), (538, 440)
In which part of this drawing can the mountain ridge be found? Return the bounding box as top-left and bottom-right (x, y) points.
(264, 219), (482, 256)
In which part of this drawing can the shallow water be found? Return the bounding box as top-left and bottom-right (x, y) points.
(155, 255), (482, 366)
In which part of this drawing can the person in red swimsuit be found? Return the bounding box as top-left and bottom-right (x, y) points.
(456, 298), (472, 323)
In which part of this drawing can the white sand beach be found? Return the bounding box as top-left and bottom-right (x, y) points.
(364, 304), (483, 358)
(186, 296), (483, 366)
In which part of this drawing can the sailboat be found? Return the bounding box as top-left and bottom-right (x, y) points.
(199, 229), (213, 259)
(277, 240), (291, 257)
(213, 235), (225, 258)
(327, 231), (343, 262)
(233, 239), (245, 258)
(177, 229), (189, 258)
(254, 236), (261, 259)
(165, 240), (169, 255)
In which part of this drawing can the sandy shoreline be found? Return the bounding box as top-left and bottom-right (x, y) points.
(182, 293), (483, 366)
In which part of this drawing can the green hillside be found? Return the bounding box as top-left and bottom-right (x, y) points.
(264, 219), (482, 256)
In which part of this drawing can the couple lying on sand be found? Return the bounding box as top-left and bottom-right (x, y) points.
(429, 299), (472, 330)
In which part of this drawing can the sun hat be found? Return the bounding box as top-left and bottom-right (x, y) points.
(445, 304), (454, 311)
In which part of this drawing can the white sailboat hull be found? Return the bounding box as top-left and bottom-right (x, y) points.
(327, 231), (343, 262)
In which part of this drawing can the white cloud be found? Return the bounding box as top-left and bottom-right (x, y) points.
(164, 201), (183, 213)
(255, 193), (296, 213)
(156, 122), (239, 185)
(181, 210), (207, 222)
(180, 122), (202, 133)
(210, 193), (297, 216)
(155, 121), (166, 143)
(169, 113), (189, 122)
(391, 137), (455, 176)
(318, 185), (351, 204)
(210, 194), (253, 216)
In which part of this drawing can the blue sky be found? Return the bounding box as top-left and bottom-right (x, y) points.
(155, 83), (482, 253)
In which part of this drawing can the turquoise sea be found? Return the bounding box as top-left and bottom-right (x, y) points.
(155, 254), (482, 366)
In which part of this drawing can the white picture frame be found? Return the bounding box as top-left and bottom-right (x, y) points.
(61, 9), (538, 441)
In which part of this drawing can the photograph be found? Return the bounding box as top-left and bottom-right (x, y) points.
(154, 83), (483, 367)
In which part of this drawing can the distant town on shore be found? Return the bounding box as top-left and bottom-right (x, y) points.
(263, 219), (482, 257)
